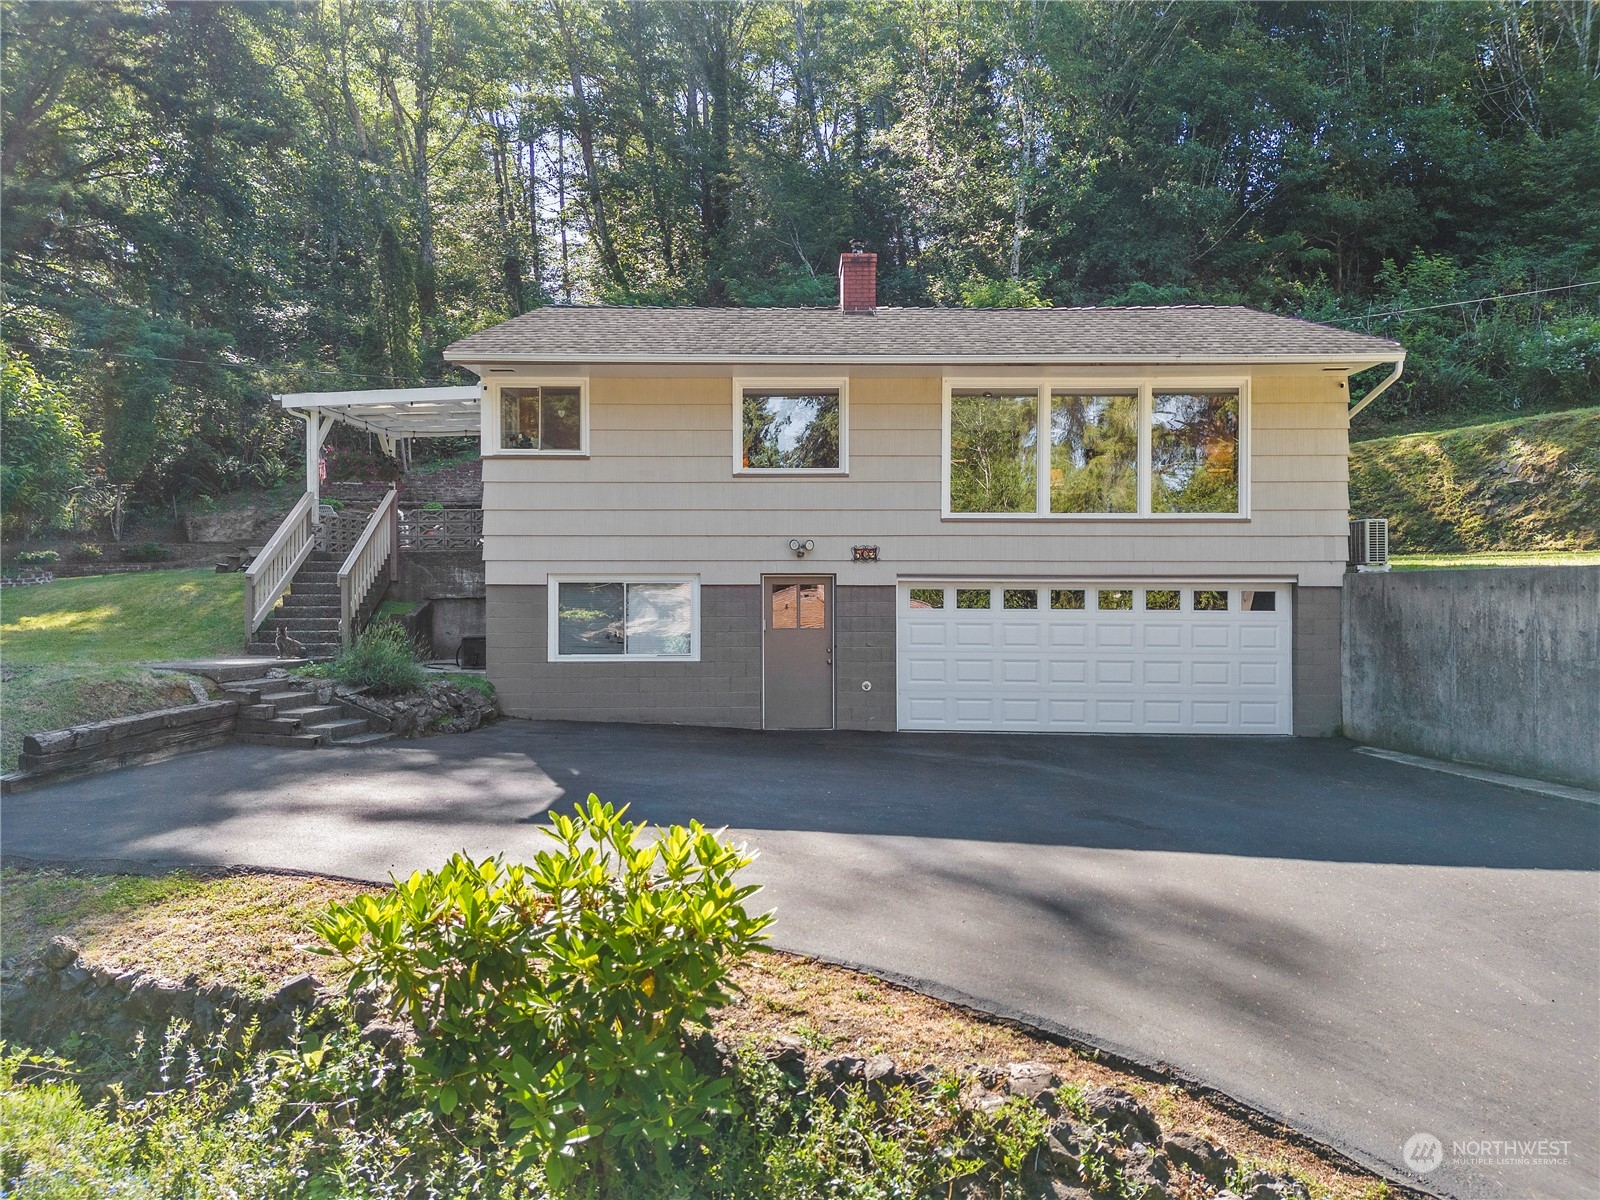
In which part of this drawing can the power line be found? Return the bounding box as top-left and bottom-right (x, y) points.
(35, 344), (469, 388)
(1328, 279), (1600, 324)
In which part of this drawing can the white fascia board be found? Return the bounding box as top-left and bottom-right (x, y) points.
(445, 352), (1402, 370)
(274, 385), (481, 409)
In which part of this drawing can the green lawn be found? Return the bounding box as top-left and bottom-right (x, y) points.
(0, 568), (242, 665)
(1391, 550), (1600, 571)
(1348, 406), (1599, 554)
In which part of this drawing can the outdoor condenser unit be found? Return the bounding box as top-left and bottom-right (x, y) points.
(1349, 518), (1390, 572)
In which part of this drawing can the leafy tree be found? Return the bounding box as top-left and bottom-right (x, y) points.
(0, 353), (96, 538)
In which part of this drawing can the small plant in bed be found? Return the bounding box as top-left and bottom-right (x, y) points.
(327, 621), (426, 695)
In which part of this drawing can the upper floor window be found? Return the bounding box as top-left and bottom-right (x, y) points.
(735, 380), (847, 472)
(946, 380), (1245, 518)
(489, 382), (585, 454)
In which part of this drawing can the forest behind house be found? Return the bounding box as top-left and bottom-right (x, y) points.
(2, 0), (1596, 541)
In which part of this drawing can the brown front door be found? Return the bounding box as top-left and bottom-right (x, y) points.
(763, 575), (834, 729)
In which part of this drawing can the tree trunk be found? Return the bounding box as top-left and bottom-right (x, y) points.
(551, 0), (626, 290)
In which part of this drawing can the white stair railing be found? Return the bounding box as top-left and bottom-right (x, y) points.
(244, 491), (318, 644)
(338, 487), (399, 648)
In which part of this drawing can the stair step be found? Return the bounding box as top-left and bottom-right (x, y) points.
(237, 716), (304, 735)
(258, 688), (317, 705)
(278, 704), (344, 724)
(249, 642), (341, 659)
(238, 732), (323, 749)
(262, 617), (341, 631)
(306, 718), (368, 740)
(237, 703), (277, 719)
(330, 730), (395, 748)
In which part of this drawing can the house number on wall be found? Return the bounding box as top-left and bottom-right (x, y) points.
(852, 545), (879, 563)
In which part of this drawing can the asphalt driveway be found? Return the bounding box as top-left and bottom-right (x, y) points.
(2, 721), (1596, 1199)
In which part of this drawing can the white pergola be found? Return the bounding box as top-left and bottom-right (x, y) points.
(275, 385), (481, 501)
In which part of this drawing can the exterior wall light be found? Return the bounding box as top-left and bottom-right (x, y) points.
(788, 538), (815, 558)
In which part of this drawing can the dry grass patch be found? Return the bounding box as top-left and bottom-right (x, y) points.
(1, 866), (368, 996)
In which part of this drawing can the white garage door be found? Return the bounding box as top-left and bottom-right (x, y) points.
(897, 583), (1293, 734)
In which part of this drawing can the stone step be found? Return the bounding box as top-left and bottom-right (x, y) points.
(331, 730), (395, 748)
(237, 716), (304, 736)
(307, 718), (369, 741)
(258, 688), (317, 706)
(277, 704), (344, 725)
(237, 703), (277, 719)
(237, 731), (323, 749)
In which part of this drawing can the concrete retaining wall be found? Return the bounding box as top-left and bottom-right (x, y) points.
(1343, 567), (1600, 788)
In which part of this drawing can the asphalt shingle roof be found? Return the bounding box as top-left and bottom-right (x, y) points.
(444, 304), (1401, 365)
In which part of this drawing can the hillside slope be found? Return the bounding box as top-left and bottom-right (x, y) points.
(1348, 407), (1599, 553)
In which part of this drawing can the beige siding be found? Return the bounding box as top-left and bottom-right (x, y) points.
(482, 370), (1351, 588)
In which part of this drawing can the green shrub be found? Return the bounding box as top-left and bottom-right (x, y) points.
(11, 550), (59, 565)
(120, 541), (171, 563)
(73, 543), (101, 562)
(312, 796), (774, 1191)
(328, 621), (426, 695)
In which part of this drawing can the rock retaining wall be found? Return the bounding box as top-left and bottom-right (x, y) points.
(1, 937), (409, 1083)
(4, 937), (1327, 1200)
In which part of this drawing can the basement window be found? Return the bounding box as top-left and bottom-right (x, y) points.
(550, 577), (699, 661)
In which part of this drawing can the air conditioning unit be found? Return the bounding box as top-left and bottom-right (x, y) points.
(1349, 518), (1390, 572)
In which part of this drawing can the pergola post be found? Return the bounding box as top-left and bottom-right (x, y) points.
(304, 408), (335, 504)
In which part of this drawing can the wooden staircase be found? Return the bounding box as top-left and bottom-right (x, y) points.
(226, 675), (392, 748)
(247, 551), (344, 659)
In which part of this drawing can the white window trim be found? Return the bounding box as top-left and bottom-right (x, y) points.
(482, 376), (590, 457)
(940, 375), (1251, 520)
(732, 377), (849, 475)
(547, 574), (701, 663)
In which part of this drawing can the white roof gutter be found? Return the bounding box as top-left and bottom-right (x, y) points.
(1346, 356), (1406, 420)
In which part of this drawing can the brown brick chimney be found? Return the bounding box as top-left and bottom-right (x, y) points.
(838, 241), (877, 313)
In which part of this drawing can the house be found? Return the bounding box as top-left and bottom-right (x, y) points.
(433, 250), (1404, 737)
